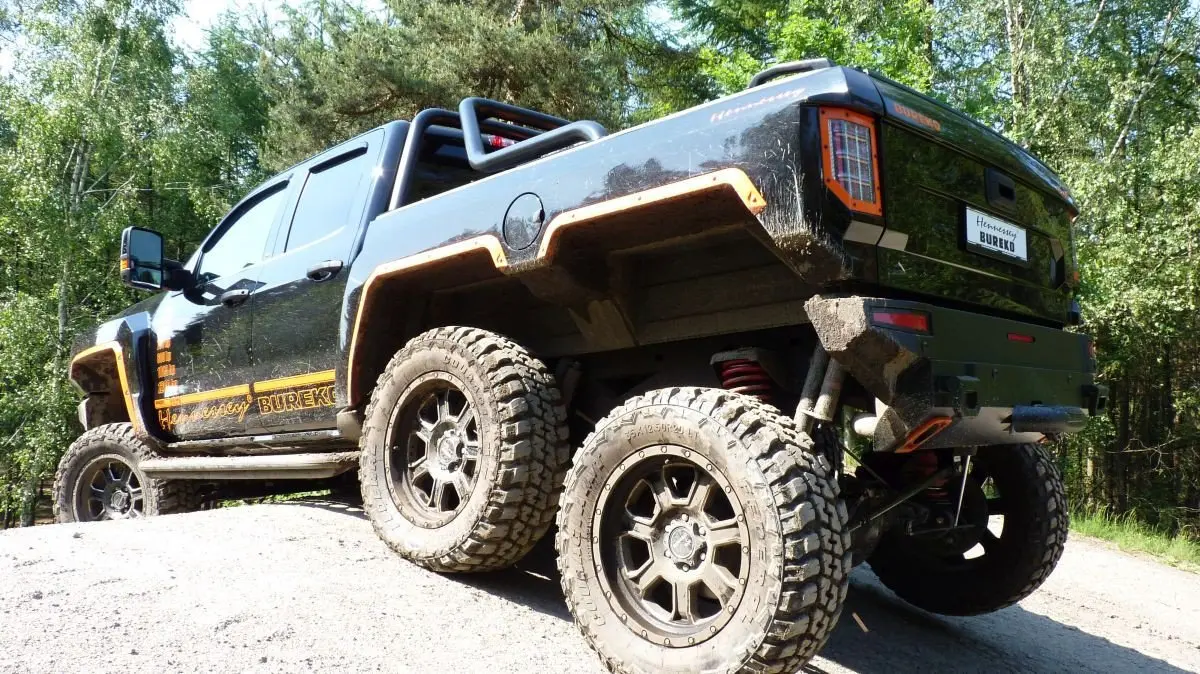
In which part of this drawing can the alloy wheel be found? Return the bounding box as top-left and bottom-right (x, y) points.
(76, 455), (144, 521)
(595, 448), (750, 646)
(386, 377), (482, 526)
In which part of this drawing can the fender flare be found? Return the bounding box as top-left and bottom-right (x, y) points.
(70, 341), (143, 433)
(344, 168), (768, 404)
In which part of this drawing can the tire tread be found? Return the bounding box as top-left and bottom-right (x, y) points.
(359, 326), (569, 573)
(556, 387), (850, 674)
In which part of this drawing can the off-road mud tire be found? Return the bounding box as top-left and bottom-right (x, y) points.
(53, 423), (194, 522)
(869, 442), (1068, 616)
(556, 387), (851, 674)
(359, 326), (569, 573)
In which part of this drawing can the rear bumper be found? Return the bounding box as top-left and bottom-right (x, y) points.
(805, 295), (1107, 451)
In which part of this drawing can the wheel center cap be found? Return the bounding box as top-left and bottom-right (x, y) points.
(667, 526), (697, 558)
(436, 432), (461, 468)
(109, 490), (129, 511)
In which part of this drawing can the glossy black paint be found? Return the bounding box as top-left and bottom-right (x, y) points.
(250, 131), (384, 433)
(72, 65), (1083, 443)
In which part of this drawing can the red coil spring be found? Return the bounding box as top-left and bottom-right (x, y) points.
(717, 359), (774, 403)
(903, 450), (949, 496)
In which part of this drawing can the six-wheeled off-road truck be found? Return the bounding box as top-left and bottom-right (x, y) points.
(56, 59), (1105, 672)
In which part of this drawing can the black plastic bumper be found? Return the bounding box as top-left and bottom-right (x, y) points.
(805, 295), (1106, 451)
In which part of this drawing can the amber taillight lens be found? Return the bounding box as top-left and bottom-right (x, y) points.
(871, 309), (930, 333)
(819, 108), (882, 216)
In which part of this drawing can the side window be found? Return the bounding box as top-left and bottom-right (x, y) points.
(410, 161), (477, 203)
(197, 184), (288, 282)
(409, 141), (478, 203)
(284, 149), (369, 252)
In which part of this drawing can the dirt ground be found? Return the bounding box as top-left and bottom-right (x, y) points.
(1, 500), (1198, 673)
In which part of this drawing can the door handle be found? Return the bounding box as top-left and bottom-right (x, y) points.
(218, 288), (250, 307)
(307, 259), (344, 282)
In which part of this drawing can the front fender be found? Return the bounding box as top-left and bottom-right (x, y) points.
(70, 311), (160, 438)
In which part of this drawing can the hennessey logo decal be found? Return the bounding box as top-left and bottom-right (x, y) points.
(153, 370), (337, 429)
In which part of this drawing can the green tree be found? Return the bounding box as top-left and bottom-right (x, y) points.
(240, 0), (679, 167)
(671, 0), (935, 93)
(0, 0), (269, 526)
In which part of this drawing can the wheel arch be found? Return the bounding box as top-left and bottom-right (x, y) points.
(345, 168), (776, 409)
(70, 342), (137, 431)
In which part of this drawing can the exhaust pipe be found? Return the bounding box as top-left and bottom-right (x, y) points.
(1010, 405), (1088, 434)
(851, 413), (878, 437)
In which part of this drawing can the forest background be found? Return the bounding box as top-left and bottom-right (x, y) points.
(0, 0), (1197, 535)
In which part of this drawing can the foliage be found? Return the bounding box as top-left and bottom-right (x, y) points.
(241, 0), (684, 167)
(674, 0), (935, 93)
(0, 0), (1199, 539)
(0, 0), (267, 525)
(1072, 507), (1200, 571)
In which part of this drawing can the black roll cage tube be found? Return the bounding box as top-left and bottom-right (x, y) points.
(387, 98), (608, 211)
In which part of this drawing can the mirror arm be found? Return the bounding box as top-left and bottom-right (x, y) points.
(162, 259), (193, 291)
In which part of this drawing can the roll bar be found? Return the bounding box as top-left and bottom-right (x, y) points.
(747, 58), (833, 89)
(388, 98), (608, 210)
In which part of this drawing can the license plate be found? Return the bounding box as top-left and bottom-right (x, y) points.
(965, 207), (1027, 263)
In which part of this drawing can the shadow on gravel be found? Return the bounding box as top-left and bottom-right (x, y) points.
(807, 569), (1192, 674)
(293, 496), (1189, 673)
(458, 533), (575, 622)
(288, 497), (367, 520)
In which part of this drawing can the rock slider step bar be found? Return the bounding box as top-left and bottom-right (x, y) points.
(140, 452), (358, 481)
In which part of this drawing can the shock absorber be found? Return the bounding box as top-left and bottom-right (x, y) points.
(712, 349), (776, 404)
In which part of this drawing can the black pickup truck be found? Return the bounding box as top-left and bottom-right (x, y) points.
(57, 59), (1103, 673)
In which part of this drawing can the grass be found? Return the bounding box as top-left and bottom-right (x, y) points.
(218, 489), (333, 509)
(1071, 508), (1200, 572)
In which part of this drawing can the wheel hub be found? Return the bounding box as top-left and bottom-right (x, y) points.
(108, 488), (130, 513)
(77, 456), (143, 521)
(431, 426), (464, 477)
(387, 377), (482, 523)
(664, 519), (706, 568)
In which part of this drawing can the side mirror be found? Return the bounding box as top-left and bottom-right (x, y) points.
(120, 227), (165, 291)
(120, 227), (192, 292)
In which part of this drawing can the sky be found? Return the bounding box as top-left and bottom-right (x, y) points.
(171, 0), (285, 53)
(0, 0), (277, 73)
(171, 0), (387, 53)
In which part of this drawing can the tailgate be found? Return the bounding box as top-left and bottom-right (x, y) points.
(870, 77), (1077, 323)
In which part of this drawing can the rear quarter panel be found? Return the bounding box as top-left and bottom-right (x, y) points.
(341, 67), (886, 380)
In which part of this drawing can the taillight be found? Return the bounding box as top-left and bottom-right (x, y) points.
(871, 309), (930, 333)
(820, 107), (882, 216)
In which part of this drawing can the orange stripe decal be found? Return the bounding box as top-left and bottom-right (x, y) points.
(253, 369), (336, 393)
(346, 236), (507, 397)
(154, 384), (251, 409)
(538, 167), (766, 260)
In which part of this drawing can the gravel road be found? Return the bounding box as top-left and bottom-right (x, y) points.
(2, 500), (1199, 673)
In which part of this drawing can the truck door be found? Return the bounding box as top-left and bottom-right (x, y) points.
(150, 179), (293, 439)
(248, 136), (380, 433)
